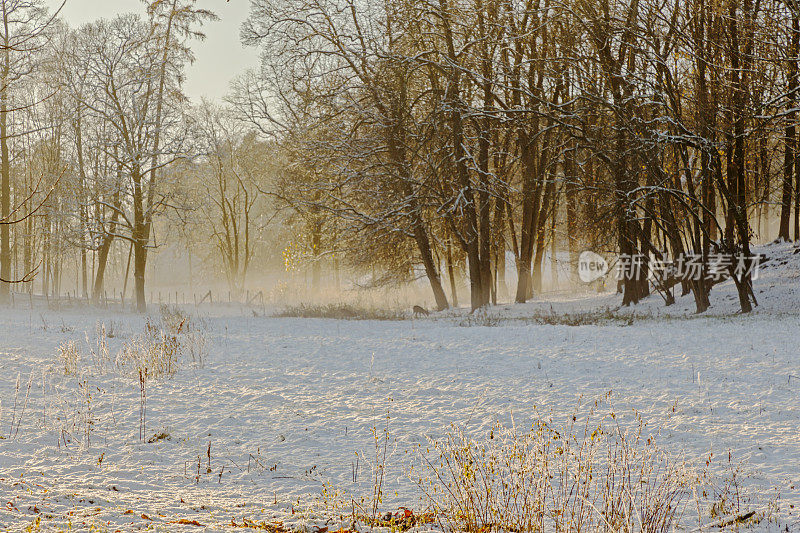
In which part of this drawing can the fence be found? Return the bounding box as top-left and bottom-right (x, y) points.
(9, 288), (267, 313)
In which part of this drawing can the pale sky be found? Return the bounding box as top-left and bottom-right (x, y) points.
(46, 0), (262, 103)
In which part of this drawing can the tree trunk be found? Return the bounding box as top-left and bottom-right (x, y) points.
(514, 139), (543, 303)
(413, 217), (449, 310)
(549, 208), (558, 290)
(133, 234), (147, 313)
(132, 166), (147, 313)
(0, 14), (10, 304)
(494, 199), (507, 300)
(476, 4), (493, 308)
(565, 147), (579, 282)
(446, 239), (458, 308)
(311, 226), (321, 291)
(727, 0), (754, 313)
(438, 0), (483, 310)
(93, 237), (114, 302)
(780, 14), (798, 241)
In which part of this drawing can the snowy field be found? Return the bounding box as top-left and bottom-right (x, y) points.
(1, 244), (800, 531)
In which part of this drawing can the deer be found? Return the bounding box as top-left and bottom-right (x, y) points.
(412, 305), (429, 317)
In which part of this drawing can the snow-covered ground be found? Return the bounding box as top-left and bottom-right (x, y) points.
(1, 243), (800, 531)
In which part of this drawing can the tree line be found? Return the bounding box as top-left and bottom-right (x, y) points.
(235, 0), (800, 313)
(2, 0), (799, 313)
(0, 0), (277, 312)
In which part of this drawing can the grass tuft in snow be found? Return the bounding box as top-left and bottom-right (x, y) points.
(159, 303), (189, 334)
(116, 320), (183, 379)
(56, 340), (80, 375)
(458, 307), (645, 327)
(276, 303), (407, 321)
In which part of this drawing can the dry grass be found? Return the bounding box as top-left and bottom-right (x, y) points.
(116, 319), (183, 379)
(159, 303), (189, 334)
(52, 311), (208, 393)
(56, 341), (80, 375)
(159, 305), (209, 369)
(411, 394), (770, 532)
(87, 322), (112, 370)
(458, 308), (640, 328)
(107, 308), (208, 378)
(275, 303), (407, 321)
(317, 395), (771, 532)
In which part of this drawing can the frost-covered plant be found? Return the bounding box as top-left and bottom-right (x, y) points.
(159, 303), (188, 334)
(76, 379), (95, 448)
(57, 341), (80, 376)
(116, 319), (181, 379)
(184, 328), (208, 368)
(416, 395), (700, 533)
(700, 456), (777, 530)
(8, 372), (33, 440)
(87, 322), (112, 372)
(159, 304), (208, 368)
(138, 368), (147, 441)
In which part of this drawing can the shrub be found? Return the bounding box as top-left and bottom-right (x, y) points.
(415, 397), (698, 532)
